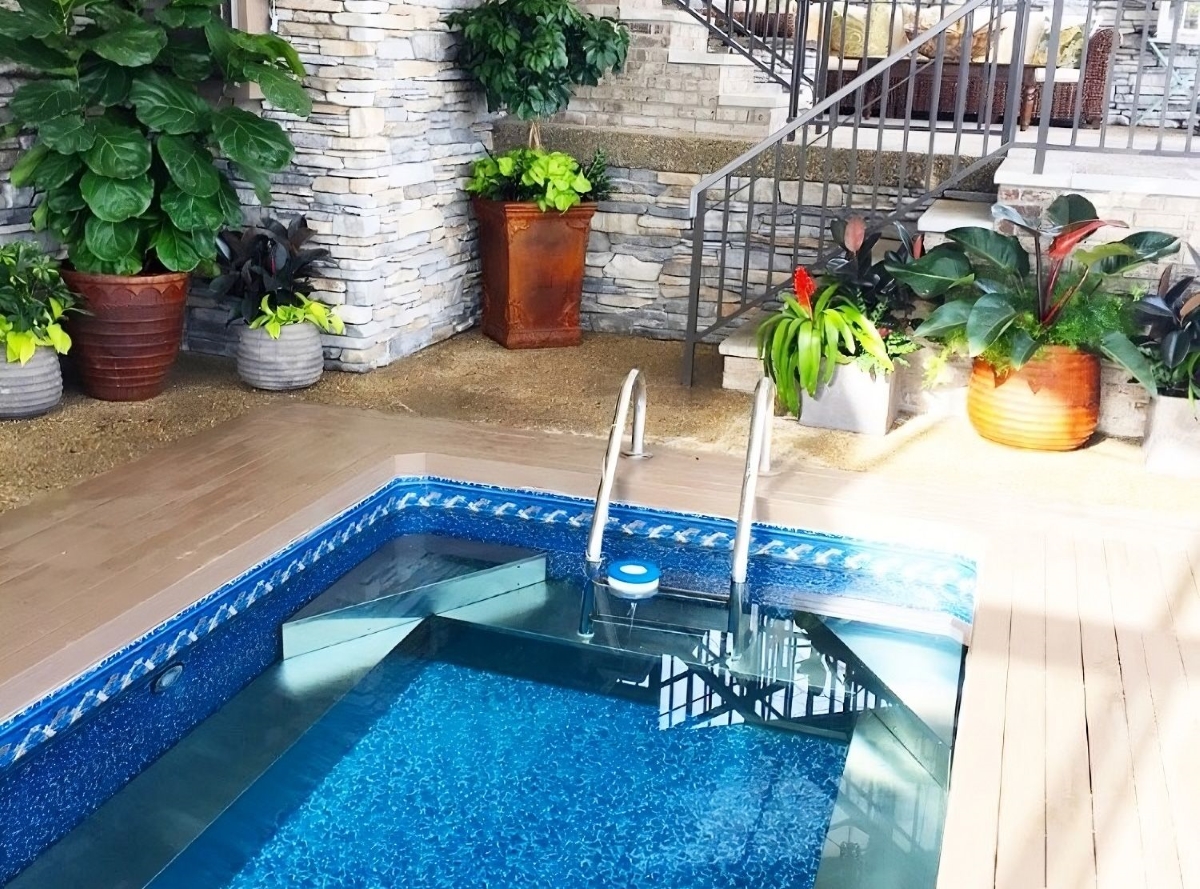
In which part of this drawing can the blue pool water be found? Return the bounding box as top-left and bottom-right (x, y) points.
(153, 627), (848, 889)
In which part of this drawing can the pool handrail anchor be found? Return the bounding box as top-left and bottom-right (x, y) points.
(579, 368), (650, 638)
(728, 376), (775, 657)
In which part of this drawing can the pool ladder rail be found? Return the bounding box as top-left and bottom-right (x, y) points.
(577, 370), (775, 651)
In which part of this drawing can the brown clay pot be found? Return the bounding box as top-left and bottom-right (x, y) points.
(967, 346), (1101, 451)
(473, 198), (596, 349)
(62, 269), (189, 402)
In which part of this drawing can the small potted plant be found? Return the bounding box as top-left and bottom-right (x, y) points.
(1133, 248), (1200, 475)
(207, 217), (343, 391)
(448, 0), (628, 349)
(2, 0), (311, 401)
(893, 194), (1178, 451)
(0, 242), (78, 418)
(757, 217), (920, 434)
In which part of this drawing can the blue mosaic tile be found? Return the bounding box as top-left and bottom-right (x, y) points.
(153, 658), (847, 889)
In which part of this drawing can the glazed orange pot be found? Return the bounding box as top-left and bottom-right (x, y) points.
(473, 198), (596, 349)
(967, 346), (1101, 451)
(62, 269), (189, 402)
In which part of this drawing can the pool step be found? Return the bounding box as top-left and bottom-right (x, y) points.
(282, 535), (547, 659)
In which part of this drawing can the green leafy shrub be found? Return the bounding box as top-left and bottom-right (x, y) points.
(205, 216), (343, 338)
(447, 0), (629, 124)
(0, 241), (78, 364)
(465, 148), (605, 211)
(894, 193), (1179, 393)
(2, 0), (312, 276)
(1133, 246), (1200, 400)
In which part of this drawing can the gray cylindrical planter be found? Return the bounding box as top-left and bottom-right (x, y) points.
(237, 323), (324, 391)
(0, 347), (63, 419)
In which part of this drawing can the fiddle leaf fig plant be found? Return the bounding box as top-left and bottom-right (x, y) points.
(447, 0), (629, 144)
(1, 0), (312, 277)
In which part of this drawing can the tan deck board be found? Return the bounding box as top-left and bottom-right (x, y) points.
(0, 403), (1196, 888)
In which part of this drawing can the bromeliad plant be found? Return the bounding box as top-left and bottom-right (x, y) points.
(1133, 245), (1200, 401)
(2, 0), (312, 275)
(206, 216), (343, 338)
(757, 265), (892, 416)
(465, 147), (609, 212)
(892, 194), (1180, 391)
(0, 241), (78, 364)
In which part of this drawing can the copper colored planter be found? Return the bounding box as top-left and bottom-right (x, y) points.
(62, 269), (190, 402)
(473, 198), (596, 349)
(967, 346), (1101, 451)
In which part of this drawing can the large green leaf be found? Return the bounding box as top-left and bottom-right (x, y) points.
(84, 119), (152, 179)
(81, 171), (154, 222)
(160, 183), (224, 232)
(38, 115), (97, 154)
(33, 151), (84, 190)
(1008, 329), (1040, 369)
(84, 215), (142, 263)
(966, 293), (1018, 356)
(231, 30), (306, 77)
(0, 0), (59, 39)
(1101, 331), (1157, 395)
(80, 61), (133, 106)
(946, 226), (1029, 277)
(213, 174), (244, 227)
(169, 46), (214, 82)
(245, 63), (312, 117)
(9, 145), (50, 188)
(1096, 231), (1181, 275)
(69, 240), (143, 276)
(47, 184), (86, 213)
(90, 20), (167, 67)
(885, 245), (973, 298)
(991, 202), (1041, 235)
(235, 163), (273, 205)
(1045, 194), (1099, 228)
(1073, 242), (1137, 269)
(153, 221), (213, 272)
(10, 79), (80, 125)
(211, 107), (293, 172)
(129, 71), (211, 135)
(156, 135), (220, 197)
(155, 4), (215, 28)
(0, 36), (72, 72)
(914, 299), (972, 338)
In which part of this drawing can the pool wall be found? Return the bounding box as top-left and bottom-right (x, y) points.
(0, 476), (976, 883)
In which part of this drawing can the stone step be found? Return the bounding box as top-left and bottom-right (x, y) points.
(917, 198), (994, 247)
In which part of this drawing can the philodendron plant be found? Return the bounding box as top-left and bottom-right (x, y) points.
(465, 147), (611, 212)
(0, 241), (78, 364)
(2, 0), (312, 276)
(1133, 245), (1200, 401)
(890, 194), (1179, 392)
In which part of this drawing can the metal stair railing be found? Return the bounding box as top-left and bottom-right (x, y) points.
(679, 0), (1030, 384)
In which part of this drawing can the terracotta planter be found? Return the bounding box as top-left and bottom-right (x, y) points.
(61, 269), (189, 402)
(473, 198), (596, 349)
(967, 346), (1100, 451)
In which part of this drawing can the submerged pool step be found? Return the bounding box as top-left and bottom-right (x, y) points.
(282, 535), (546, 659)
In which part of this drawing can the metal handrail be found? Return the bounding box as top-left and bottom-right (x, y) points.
(728, 376), (775, 648)
(579, 369), (650, 638)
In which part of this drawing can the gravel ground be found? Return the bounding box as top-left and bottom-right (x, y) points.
(0, 330), (1175, 517)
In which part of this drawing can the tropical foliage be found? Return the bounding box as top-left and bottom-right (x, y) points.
(1, 0), (311, 276)
(757, 266), (892, 416)
(447, 0), (629, 122)
(892, 194), (1179, 392)
(205, 216), (342, 338)
(0, 241), (77, 364)
(465, 147), (607, 212)
(1133, 246), (1200, 400)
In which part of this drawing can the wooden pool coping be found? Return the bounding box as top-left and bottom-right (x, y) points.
(1, 403), (1197, 889)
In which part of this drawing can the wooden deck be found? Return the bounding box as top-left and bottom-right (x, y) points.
(1, 402), (1198, 888)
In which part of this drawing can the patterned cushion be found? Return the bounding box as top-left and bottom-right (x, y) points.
(1030, 23), (1086, 67)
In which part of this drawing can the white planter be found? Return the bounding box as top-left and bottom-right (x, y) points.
(0, 347), (63, 419)
(1143, 396), (1200, 478)
(237, 324), (324, 391)
(799, 363), (899, 435)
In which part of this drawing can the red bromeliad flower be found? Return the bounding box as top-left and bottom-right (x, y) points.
(792, 266), (817, 311)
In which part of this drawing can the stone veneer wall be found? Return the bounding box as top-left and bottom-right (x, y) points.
(0, 64), (35, 244)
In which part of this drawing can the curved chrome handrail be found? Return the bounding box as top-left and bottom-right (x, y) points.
(579, 369), (649, 637)
(729, 376), (775, 646)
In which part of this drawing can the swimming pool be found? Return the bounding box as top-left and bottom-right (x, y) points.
(0, 477), (973, 887)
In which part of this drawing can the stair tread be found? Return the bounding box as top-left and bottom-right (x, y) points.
(917, 198), (993, 234)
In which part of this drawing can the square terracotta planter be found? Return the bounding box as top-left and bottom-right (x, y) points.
(473, 198), (596, 349)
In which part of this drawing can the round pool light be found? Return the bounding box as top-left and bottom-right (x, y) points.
(606, 559), (661, 600)
(151, 663), (184, 694)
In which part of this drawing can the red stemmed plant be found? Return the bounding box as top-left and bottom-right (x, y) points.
(889, 193), (1179, 390)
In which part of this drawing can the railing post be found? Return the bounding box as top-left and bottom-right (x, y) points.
(1033, 0), (1065, 174)
(1000, 0), (1030, 146)
(681, 193), (708, 387)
